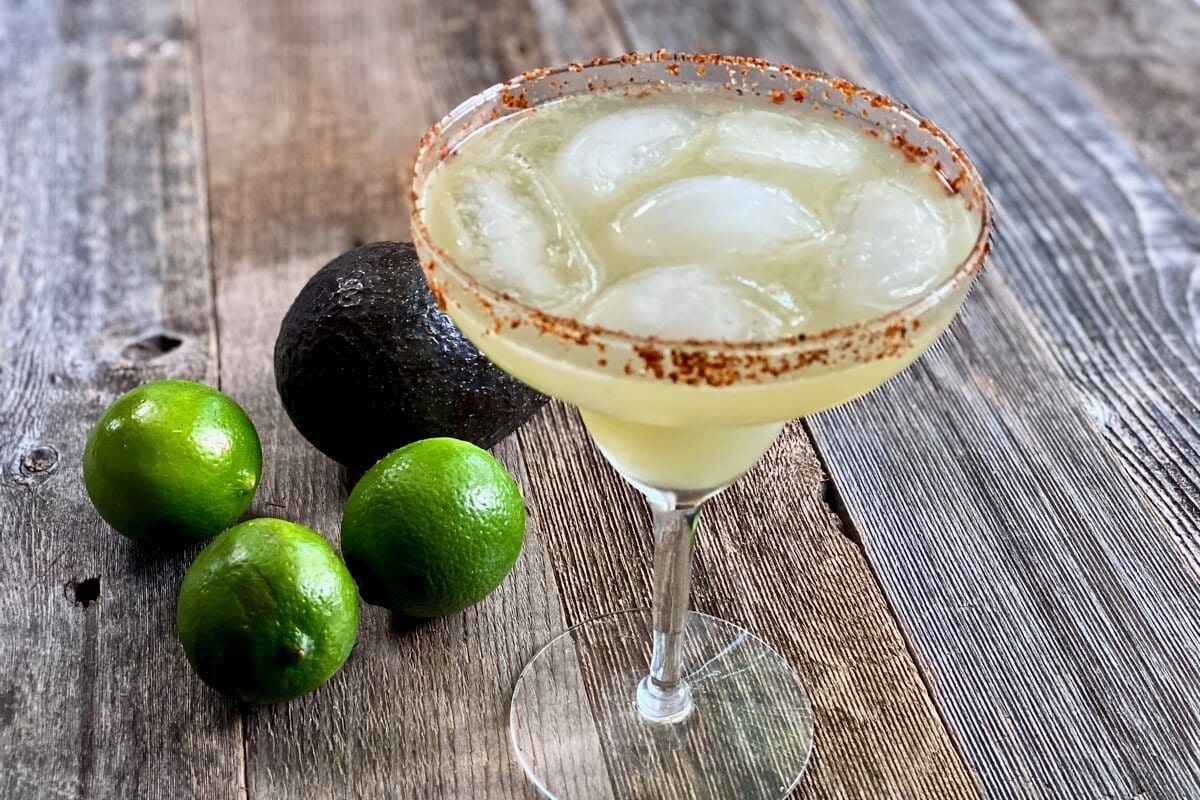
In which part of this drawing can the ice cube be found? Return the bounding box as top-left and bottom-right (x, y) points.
(831, 179), (949, 311)
(612, 176), (823, 264)
(448, 156), (600, 310)
(555, 108), (699, 201)
(583, 264), (786, 341)
(703, 110), (867, 175)
(736, 268), (831, 333)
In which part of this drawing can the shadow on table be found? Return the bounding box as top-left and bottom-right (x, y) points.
(389, 613), (438, 638)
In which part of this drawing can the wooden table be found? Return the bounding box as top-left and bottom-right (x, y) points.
(2, 0), (1198, 797)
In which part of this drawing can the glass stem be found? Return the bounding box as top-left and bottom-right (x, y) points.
(636, 497), (703, 724)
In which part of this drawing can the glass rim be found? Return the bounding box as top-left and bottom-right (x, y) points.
(409, 51), (994, 358)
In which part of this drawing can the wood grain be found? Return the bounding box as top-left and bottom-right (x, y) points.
(196, 0), (981, 797)
(813, 2), (1200, 796)
(0, 0), (239, 797)
(601, 0), (1200, 797)
(1013, 0), (1200, 217)
(4, 0), (1195, 797)
(196, 1), (571, 797)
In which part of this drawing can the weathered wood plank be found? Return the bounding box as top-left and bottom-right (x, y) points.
(813, 2), (1200, 795)
(1013, 0), (1200, 217)
(0, 0), (239, 798)
(195, 0), (587, 797)
(603, 0), (1200, 797)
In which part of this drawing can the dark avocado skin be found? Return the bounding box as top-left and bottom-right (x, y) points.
(274, 242), (547, 468)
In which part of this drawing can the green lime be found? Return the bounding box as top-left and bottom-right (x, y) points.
(83, 379), (261, 545)
(341, 437), (525, 617)
(176, 518), (359, 704)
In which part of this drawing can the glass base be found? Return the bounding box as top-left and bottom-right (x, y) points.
(509, 609), (814, 799)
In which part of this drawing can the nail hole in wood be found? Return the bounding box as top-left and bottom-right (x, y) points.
(122, 333), (183, 362)
(65, 576), (100, 608)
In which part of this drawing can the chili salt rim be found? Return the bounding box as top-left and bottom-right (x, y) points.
(409, 51), (993, 363)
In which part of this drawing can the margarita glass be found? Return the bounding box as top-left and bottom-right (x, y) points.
(411, 52), (991, 799)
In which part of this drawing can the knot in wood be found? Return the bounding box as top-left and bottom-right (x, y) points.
(10, 444), (59, 487)
(22, 446), (58, 474)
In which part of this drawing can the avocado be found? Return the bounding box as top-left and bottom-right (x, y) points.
(274, 242), (547, 468)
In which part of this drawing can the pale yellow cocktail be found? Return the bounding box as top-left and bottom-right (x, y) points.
(417, 77), (982, 490)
